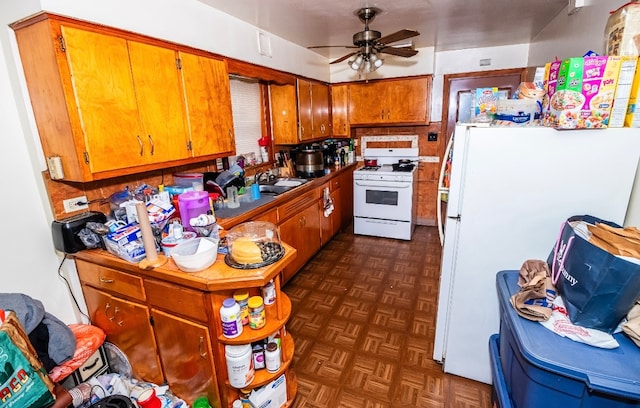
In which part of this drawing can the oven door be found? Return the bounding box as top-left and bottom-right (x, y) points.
(353, 179), (413, 221)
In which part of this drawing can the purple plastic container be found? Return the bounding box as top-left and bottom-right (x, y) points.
(178, 191), (210, 232)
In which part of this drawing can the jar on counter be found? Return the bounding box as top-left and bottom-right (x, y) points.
(248, 296), (266, 329)
(262, 279), (276, 305)
(233, 289), (250, 326)
(265, 341), (281, 373)
(220, 298), (243, 338)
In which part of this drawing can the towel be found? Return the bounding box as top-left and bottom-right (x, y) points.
(323, 187), (334, 217)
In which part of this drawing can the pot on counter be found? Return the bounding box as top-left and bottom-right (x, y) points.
(296, 149), (324, 178)
(364, 158), (378, 167)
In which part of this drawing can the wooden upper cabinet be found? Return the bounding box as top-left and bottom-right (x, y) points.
(331, 84), (349, 137)
(179, 51), (235, 158)
(297, 79), (313, 141)
(269, 84), (298, 145)
(311, 81), (330, 138)
(12, 13), (234, 182)
(348, 76), (431, 125)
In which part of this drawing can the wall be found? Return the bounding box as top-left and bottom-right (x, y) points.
(0, 0), (330, 324)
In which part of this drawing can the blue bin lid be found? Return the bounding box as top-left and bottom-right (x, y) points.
(497, 270), (640, 399)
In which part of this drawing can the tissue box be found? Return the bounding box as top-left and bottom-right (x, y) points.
(248, 374), (287, 408)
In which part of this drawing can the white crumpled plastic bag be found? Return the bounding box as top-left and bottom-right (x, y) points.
(539, 296), (620, 349)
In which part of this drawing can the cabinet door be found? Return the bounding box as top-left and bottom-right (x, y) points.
(320, 184), (342, 245)
(387, 77), (429, 123)
(81, 285), (164, 384)
(340, 168), (354, 227)
(280, 203), (321, 284)
(311, 81), (330, 138)
(297, 79), (313, 141)
(331, 84), (349, 137)
(128, 41), (191, 162)
(151, 309), (220, 406)
(180, 52), (235, 158)
(61, 25), (144, 173)
(270, 84), (299, 144)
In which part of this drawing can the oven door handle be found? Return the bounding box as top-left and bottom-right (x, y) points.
(355, 180), (412, 188)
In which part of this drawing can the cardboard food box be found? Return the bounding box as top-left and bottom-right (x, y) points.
(103, 223), (146, 263)
(542, 60), (562, 126)
(625, 58), (640, 127)
(549, 56), (622, 129)
(248, 374), (287, 408)
(609, 56), (638, 127)
(473, 87), (499, 122)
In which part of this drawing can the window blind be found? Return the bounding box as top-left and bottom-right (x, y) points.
(229, 76), (262, 163)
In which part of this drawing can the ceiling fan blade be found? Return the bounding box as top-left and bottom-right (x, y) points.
(378, 46), (419, 58)
(307, 45), (358, 49)
(377, 29), (420, 46)
(330, 51), (358, 64)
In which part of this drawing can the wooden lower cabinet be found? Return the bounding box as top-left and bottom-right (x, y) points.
(74, 246), (298, 408)
(151, 309), (219, 405)
(278, 189), (322, 284)
(80, 284), (164, 385)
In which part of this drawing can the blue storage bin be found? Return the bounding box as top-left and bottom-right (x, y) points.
(496, 270), (640, 408)
(489, 334), (514, 408)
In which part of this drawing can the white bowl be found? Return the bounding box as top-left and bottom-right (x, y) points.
(171, 237), (218, 272)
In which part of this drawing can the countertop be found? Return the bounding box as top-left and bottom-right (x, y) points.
(72, 242), (297, 292)
(214, 163), (357, 230)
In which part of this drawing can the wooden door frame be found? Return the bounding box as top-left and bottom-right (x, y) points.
(440, 68), (527, 156)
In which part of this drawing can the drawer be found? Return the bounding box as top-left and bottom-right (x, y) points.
(278, 189), (319, 222)
(76, 259), (145, 301)
(61, 345), (109, 389)
(144, 279), (209, 323)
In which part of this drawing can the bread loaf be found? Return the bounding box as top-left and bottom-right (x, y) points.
(232, 237), (263, 264)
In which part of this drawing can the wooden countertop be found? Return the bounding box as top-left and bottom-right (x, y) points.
(215, 163), (357, 230)
(72, 242), (297, 292)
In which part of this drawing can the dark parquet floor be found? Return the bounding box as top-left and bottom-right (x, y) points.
(282, 224), (492, 408)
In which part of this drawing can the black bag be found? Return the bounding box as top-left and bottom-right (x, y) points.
(547, 215), (640, 334)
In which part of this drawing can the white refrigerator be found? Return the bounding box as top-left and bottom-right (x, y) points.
(433, 124), (640, 384)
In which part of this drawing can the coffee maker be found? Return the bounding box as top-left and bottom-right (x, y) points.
(323, 144), (337, 167)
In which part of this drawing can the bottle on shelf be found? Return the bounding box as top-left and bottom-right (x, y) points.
(220, 298), (243, 338)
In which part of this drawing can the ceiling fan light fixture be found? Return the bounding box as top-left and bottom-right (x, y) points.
(369, 52), (384, 70)
(349, 53), (364, 70)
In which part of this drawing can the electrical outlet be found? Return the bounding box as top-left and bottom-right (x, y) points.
(63, 196), (88, 213)
(428, 132), (438, 142)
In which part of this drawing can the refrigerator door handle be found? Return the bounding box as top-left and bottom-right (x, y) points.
(437, 133), (455, 245)
(447, 215), (461, 221)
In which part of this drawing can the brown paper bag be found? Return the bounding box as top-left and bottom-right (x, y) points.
(587, 223), (640, 258)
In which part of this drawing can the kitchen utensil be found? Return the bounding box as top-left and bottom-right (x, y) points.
(295, 149), (324, 178)
(172, 237), (218, 272)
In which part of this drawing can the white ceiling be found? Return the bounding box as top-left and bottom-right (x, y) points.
(198, 0), (568, 61)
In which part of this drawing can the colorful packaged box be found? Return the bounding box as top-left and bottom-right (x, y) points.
(609, 56), (638, 127)
(549, 56), (622, 129)
(625, 58), (640, 127)
(474, 87), (499, 122)
(542, 60), (562, 126)
(103, 223), (146, 263)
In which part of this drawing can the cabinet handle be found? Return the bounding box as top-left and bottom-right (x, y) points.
(114, 307), (124, 326)
(105, 302), (114, 322)
(381, 110), (384, 120)
(198, 336), (207, 358)
(99, 277), (114, 284)
(387, 110), (390, 120)
(148, 134), (154, 156)
(136, 135), (144, 156)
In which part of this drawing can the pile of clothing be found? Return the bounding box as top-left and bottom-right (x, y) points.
(0, 293), (76, 371)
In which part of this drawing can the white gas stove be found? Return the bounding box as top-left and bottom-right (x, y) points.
(353, 135), (419, 240)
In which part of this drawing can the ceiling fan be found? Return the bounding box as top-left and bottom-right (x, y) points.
(308, 7), (420, 73)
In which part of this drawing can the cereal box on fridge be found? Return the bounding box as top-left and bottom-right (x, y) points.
(542, 60), (562, 126)
(609, 56), (638, 127)
(625, 58), (640, 127)
(549, 56), (622, 129)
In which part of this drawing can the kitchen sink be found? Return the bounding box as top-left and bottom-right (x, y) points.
(257, 177), (308, 195)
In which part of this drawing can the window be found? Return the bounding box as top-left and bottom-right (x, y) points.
(229, 76), (264, 164)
